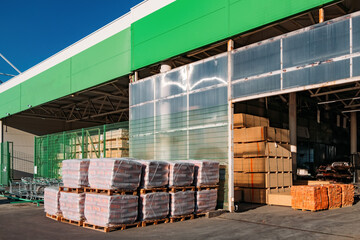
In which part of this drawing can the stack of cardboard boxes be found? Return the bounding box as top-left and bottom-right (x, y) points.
(233, 114), (293, 204)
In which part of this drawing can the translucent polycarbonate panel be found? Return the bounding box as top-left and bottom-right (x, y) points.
(283, 19), (350, 68)
(232, 75), (281, 98)
(129, 134), (155, 160)
(353, 16), (360, 53)
(155, 130), (187, 160)
(353, 57), (360, 77)
(156, 96), (187, 116)
(156, 111), (187, 132)
(232, 40), (281, 80)
(130, 78), (154, 106)
(155, 67), (187, 99)
(283, 60), (350, 89)
(130, 102), (154, 120)
(189, 125), (228, 164)
(189, 86), (227, 109)
(188, 55), (228, 90)
(189, 105), (227, 128)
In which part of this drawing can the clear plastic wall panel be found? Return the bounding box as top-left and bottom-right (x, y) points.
(189, 87), (227, 109)
(189, 105), (227, 129)
(156, 111), (187, 132)
(353, 16), (360, 53)
(283, 20), (350, 68)
(130, 78), (154, 106)
(283, 60), (350, 89)
(156, 96), (187, 116)
(353, 57), (360, 77)
(155, 67), (187, 99)
(189, 126), (228, 165)
(155, 131), (187, 161)
(130, 102), (154, 120)
(232, 40), (280, 80)
(129, 134), (154, 160)
(188, 55), (228, 91)
(232, 75), (281, 98)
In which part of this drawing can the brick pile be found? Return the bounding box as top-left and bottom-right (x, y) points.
(44, 187), (61, 216)
(61, 159), (90, 188)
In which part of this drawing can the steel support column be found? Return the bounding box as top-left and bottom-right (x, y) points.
(289, 93), (297, 180)
(351, 112), (357, 154)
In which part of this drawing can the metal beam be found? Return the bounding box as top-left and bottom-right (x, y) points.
(311, 85), (360, 97)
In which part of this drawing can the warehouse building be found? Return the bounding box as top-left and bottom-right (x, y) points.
(1, 0), (360, 211)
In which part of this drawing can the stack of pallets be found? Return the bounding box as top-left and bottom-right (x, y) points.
(233, 113), (293, 204)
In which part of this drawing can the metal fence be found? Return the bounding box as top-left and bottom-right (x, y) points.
(34, 121), (129, 179)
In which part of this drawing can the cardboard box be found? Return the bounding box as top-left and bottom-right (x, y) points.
(234, 142), (291, 158)
(234, 127), (289, 143)
(234, 172), (292, 188)
(234, 157), (292, 172)
(234, 114), (269, 128)
(235, 187), (290, 204)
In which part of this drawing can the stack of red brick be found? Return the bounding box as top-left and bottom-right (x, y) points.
(291, 184), (354, 211)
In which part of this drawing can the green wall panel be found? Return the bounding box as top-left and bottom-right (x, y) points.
(131, 0), (336, 70)
(20, 59), (71, 111)
(71, 28), (131, 92)
(0, 85), (21, 117)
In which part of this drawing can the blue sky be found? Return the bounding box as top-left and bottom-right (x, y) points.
(0, 0), (143, 82)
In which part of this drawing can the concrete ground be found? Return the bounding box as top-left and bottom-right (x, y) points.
(1, 197), (359, 240)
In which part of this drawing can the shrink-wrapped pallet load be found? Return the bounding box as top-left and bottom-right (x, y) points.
(84, 194), (138, 226)
(44, 187), (61, 216)
(137, 160), (169, 189)
(339, 184), (354, 207)
(291, 185), (328, 211)
(88, 158), (142, 190)
(61, 159), (90, 188)
(140, 192), (170, 220)
(325, 184), (342, 209)
(195, 189), (217, 213)
(188, 160), (219, 187)
(60, 192), (85, 221)
(168, 161), (195, 187)
(170, 191), (195, 216)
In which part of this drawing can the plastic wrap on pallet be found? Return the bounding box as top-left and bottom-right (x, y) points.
(325, 184), (342, 209)
(44, 187), (61, 216)
(60, 192), (85, 221)
(137, 160), (169, 188)
(88, 158), (142, 190)
(188, 160), (219, 186)
(195, 189), (217, 214)
(339, 184), (354, 207)
(291, 185), (328, 211)
(84, 194), (138, 227)
(170, 191), (194, 216)
(140, 192), (169, 221)
(61, 159), (90, 188)
(168, 161), (195, 187)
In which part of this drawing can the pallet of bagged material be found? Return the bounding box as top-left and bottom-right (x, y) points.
(60, 217), (84, 227)
(46, 213), (62, 221)
(234, 142), (291, 158)
(234, 157), (292, 173)
(196, 185), (218, 191)
(169, 214), (194, 223)
(84, 187), (137, 196)
(139, 187), (168, 195)
(59, 186), (84, 193)
(141, 218), (169, 227)
(234, 114), (269, 128)
(234, 172), (292, 188)
(83, 222), (140, 233)
(234, 127), (289, 143)
(169, 186), (195, 193)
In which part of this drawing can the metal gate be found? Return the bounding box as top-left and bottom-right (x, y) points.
(0, 142), (13, 186)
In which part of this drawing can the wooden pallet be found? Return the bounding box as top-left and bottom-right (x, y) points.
(84, 187), (137, 196)
(141, 218), (169, 227)
(140, 188), (168, 195)
(60, 217), (84, 226)
(196, 185), (219, 191)
(83, 222), (141, 233)
(292, 208), (326, 212)
(59, 186), (84, 193)
(169, 186), (195, 193)
(169, 214), (194, 223)
(46, 213), (62, 221)
(194, 212), (207, 218)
